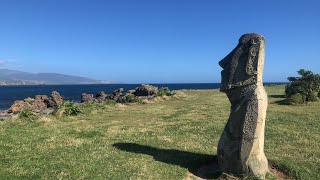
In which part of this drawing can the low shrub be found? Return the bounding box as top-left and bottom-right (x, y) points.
(18, 109), (38, 122)
(62, 101), (82, 116)
(157, 88), (176, 96)
(286, 93), (304, 105)
(123, 94), (141, 103)
(285, 69), (320, 103)
(309, 91), (319, 102)
(104, 99), (117, 105)
(54, 101), (82, 117)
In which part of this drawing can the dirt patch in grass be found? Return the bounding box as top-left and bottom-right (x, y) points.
(269, 165), (292, 180)
(184, 163), (292, 180)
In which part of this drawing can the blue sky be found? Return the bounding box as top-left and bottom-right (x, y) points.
(0, 0), (319, 83)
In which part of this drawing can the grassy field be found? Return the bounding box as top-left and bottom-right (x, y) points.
(0, 85), (319, 179)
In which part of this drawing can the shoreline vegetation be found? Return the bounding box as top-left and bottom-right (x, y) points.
(0, 85), (319, 179)
(0, 83), (287, 111)
(0, 82), (288, 86)
(0, 84), (177, 121)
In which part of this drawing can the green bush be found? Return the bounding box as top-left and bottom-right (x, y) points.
(286, 93), (304, 105)
(309, 91), (319, 102)
(62, 101), (82, 116)
(104, 99), (117, 105)
(123, 94), (141, 103)
(157, 88), (176, 96)
(54, 101), (82, 117)
(18, 109), (38, 122)
(285, 69), (320, 103)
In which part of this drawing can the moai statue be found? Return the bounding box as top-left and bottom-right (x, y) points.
(217, 33), (268, 178)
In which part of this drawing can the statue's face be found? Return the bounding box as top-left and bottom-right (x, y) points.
(219, 45), (241, 92)
(219, 34), (263, 92)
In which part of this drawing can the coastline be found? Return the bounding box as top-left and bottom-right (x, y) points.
(0, 84), (287, 111)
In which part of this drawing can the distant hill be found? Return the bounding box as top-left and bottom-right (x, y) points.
(0, 69), (106, 85)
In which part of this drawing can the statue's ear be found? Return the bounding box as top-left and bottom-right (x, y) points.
(246, 38), (261, 75)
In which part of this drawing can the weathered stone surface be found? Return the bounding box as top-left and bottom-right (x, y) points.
(81, 93), (95, 103)
(43, 91), (63, 108)
(8, 94), (52, 113)
(133, 84), (158, 96)
(96, 91), (107, 98)
(45, 91), (64, 108)
(127, 89), (136, 94)
(95, 91), (108, 103)
(31, 100), (48, 111)
(35, 95), (49, 101)
(9, 100), (32, 113)
(217, 33), (268, 178)
(51, 91), (63, 105)
(108, 88), (125, 102)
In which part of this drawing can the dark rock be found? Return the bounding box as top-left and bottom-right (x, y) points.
(44, 99), (57, 108)
(95, 91), (108, 103)
(116, 95), (126, 103)
(133, 84), (158, 96)
(108, 88), (124, 102)
(45, 91), (64, 108)
(96, 91), (107, 98)
(81, 93), (95, 103)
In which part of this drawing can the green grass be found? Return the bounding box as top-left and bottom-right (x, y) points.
(0, 86), (319, 179)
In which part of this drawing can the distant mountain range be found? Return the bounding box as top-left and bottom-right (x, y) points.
(0, 69), (107, 85)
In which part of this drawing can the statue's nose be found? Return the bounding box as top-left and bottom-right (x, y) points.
(219, 53), (232, 69)
(219, 45), (241, 69)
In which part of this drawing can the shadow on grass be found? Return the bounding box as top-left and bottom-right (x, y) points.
(113, 143), (221, 179)
(269, 94), (286, 98)
(274, 99), (290, 105)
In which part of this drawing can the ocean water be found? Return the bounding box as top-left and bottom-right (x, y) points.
(0, 83), (285, 110)
(0, 83), (219, 110)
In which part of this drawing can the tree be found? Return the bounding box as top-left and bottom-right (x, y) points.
(285, 69), (320, 103)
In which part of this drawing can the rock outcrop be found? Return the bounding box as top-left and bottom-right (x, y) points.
(51, 91), (64, 106)
(81, 93), (95, 103)
(95, 91), (108, 103)
(3, 85), (175, 120)
(217, 33), (268, 178)
(133, 84), (158, 96)
(8, 91), (63, 113)
(35, 95), (49, 101)
(108, 88), (125, 103)
(9, 100), (31, 113)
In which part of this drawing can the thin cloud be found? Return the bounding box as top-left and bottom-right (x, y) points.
(0, 59), (18, 67)
(0, 60), (7, 66)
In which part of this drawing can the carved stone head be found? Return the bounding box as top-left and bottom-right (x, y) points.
(219, 33), (265, 92)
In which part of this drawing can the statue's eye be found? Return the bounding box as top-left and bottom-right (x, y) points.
(251, 37), (261, 45)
